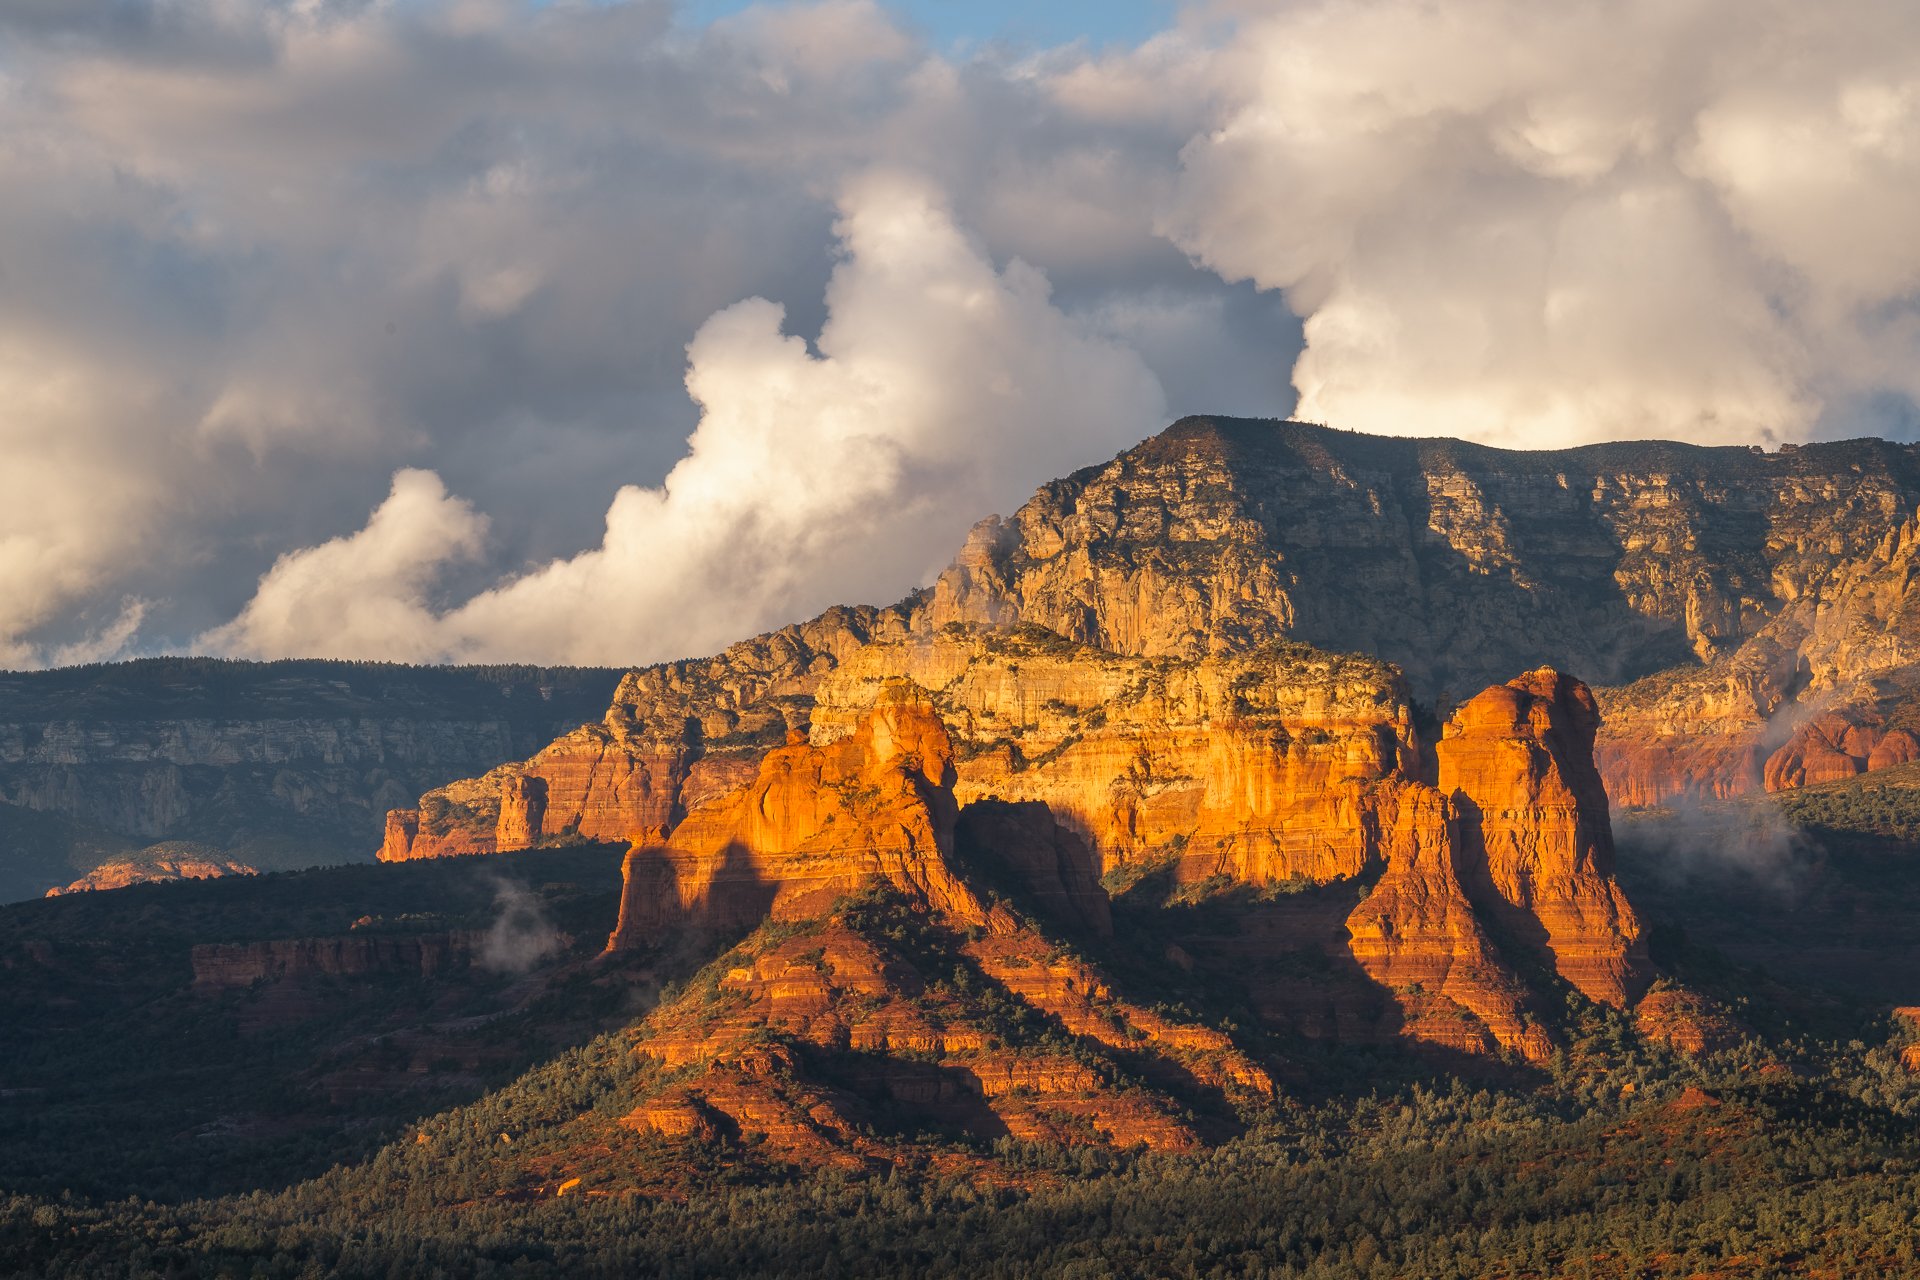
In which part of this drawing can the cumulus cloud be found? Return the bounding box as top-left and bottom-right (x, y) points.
(208, 174), (1166, 665)
(206, 469), (487, 661)
(1164, 0), (1920, 446)
(0, 0), (1235, 667)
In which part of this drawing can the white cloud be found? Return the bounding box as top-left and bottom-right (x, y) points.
(205, 173), (1166, 665)
(203, 469), (487, 661)
(1162, 0), (1920, 446)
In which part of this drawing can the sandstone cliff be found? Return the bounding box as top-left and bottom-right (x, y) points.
(605, 679), (984, 945)
(619, 891), (1274, 1164)
(379, 607), (908, 863)
(382, 421), (1920, 872)
(1438, 669), (1650, 1008)
(809, 628), (1418, 882)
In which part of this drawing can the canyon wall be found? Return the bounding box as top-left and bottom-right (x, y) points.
(0, 659), (623, 900)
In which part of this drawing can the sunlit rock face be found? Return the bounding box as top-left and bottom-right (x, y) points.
(381, 419), (1920, 866)
(606, 679), (984, 947)
(924, 418), (1920, 803)
(1344, 778), (1555, 1062)
(1436, 668), (1650, 1010)
(47, 857), (257, 896)
(808, 629), (1419, 884)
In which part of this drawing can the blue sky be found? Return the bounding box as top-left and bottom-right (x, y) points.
(679, 0), (1180, 49)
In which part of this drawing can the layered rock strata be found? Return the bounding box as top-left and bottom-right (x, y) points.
(620, 900), (1274, 1163)
(1438, 669), (1649, 1008)
(810, 629), (1418, 882)
(606, 680), (985, 947)
(379, 607), (908, 862)
(384, 420), (1920, 864)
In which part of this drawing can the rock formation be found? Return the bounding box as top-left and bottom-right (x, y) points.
(620, 894), (1273, 1163)
(46, 855), (257, 896)
(1344, 780), (1554, 1061)
(1763, 703), (1920, 791)
(379, 606), (911, 862)
(809, 629), (1418, 882)
(1437, 669), (1650, 1008)
(379, 420), (1920, 871)
(606, 680), (985, 946)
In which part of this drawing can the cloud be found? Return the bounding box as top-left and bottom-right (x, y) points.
(206, 173), (1166, 665)
(0, 0), (1221, 667)
(477, 874), (566, 974)
(204, 469), (487, 661)
(1162, 0), (1920, 446)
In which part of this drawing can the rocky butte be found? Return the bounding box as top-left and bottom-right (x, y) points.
(385, 416), (1920, 1072)
(388, 418), (1920, 877)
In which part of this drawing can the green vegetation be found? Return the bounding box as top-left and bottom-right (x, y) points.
(1773, 760), (1920, 843)
(3, 1049), (1916, 1278)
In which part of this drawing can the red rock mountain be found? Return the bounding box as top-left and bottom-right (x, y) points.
(606, 679), (984, 946)
(370, 417), (1870, 1072)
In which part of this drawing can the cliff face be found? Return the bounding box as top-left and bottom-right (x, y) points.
(809, 629), (1418, 882)
(924, 421), (1920, 696)
(596, 657), (1648, 1066)
(0, 659), (623, 900)
(379, 607), (908, 863)
(927, 419), (1920, 803)
(1345, 780), (1554, 1062)
(379, 422), (1920, 872)
(1337, 669), (1649, 1062)
(1438, 669), (1649, 1008)
(606, 680), (984, 947)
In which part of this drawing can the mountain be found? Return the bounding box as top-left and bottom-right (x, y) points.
(388, 419), (1920, 870)
(0, 658), (624, 901)
(5, 417), (1920, 1276)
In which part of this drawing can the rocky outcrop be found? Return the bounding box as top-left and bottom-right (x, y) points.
(606, 680), (985, 946)
(1439, 669), (1650, 1008)
(1763, 704), (1920, 792)
(377, 606), (910, 863)
(377, 721), (704, 862)
(1635, 986), (1746, 1056)
(378, 421), (1920, 865)
(622, 895), (1273, 1164)
(924, 421), (1920, 697)
(47, 855), (256, 896)
(810, 629), (1418, 883)
(1345, 780), (1554, 1061)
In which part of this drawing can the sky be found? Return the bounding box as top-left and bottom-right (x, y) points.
(678, 0), (1182, 50)
(4, 0), (1920, 670)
